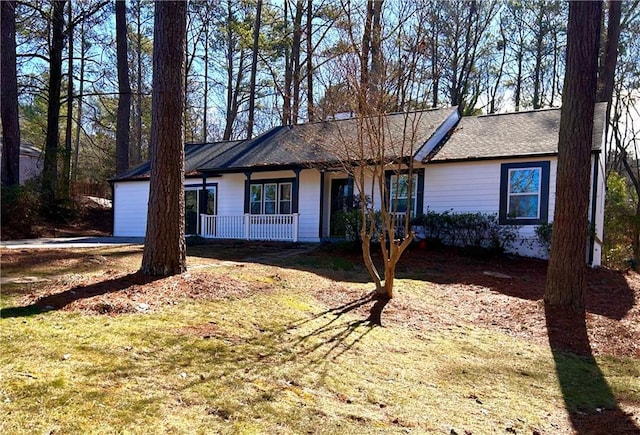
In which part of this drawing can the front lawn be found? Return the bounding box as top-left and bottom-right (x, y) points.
(1, 243), (638, 434)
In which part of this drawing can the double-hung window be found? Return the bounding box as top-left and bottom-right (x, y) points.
(389, 173), (418, 217)
(250, 181), (293, 214)
(499, 161), (550, 225)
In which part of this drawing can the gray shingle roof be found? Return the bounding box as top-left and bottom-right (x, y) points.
(112, 103), (607, 181)
(428, 102), (607, 162)
(198, 107), (458, 172)
(113, 140), (244, 180)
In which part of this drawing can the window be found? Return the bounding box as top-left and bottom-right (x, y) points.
(387, 172), (424, 217)
(389, 174), (417, 215)
(499, 161), (549, 225)
(249, 181), (292, 214)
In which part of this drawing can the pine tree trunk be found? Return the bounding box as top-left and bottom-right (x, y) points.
(596, 1), (621, 103)
(72, 21), (86, 182)
(61, 1), (73, 200)
(544, 0), (602, 312)
(42, 0), (66, 205)
(247, 0), (262, 138)
(115, 0), (131, 174)
(0, 0), (21, 187)
(306, 0), (314, 121)
(141, 0), (187, 277)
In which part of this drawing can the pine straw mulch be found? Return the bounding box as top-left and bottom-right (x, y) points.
(16, 267), (265, 316)
(307, 249), (640, 360)
(6, 248), (640, 360)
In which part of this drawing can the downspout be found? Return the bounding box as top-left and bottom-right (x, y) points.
(588, 152), (600, 266)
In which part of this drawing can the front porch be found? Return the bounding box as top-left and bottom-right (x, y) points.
(199, 214), (300, 242)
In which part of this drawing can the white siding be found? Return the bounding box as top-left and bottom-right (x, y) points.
(591, 152), (605, 266)
(298, 170), (321, 242)
(113, 180), (150, 236)
(424, 157), (559, 259)
(216, 173), (245, 215)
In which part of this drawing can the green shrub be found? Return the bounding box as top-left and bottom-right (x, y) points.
(410, 210), (519, 254)
(603, 171), (636, 269)
(1, 181), (41, 238)
(534, 223), (553, 255)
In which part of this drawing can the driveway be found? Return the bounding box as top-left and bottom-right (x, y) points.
(0, 237), (145, 249)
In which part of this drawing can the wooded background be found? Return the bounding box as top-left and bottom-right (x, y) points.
(1, 0), (639, 268)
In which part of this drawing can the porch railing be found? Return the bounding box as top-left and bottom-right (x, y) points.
(200, 214), (299, 242)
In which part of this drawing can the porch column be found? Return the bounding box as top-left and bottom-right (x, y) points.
(243, 171), (252, 214)
(198, 175), (207, 235)
(292, 168), (301, 213)
(318, 170), (325, 239)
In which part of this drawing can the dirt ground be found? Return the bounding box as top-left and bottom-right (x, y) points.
(2, 244), (639, 434)
(3, 245), (638, 360)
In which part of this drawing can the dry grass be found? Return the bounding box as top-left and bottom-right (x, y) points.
(1, 244), (639, 434)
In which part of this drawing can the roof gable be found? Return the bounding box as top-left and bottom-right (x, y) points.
(428, 102), (607, 162)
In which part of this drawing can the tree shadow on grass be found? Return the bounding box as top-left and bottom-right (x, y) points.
(544, 303), (639, 434)
(287, 292), (386, 358)
(0, 272), (161, 318)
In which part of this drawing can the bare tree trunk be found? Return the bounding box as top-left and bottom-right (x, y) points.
(61, 1), (73, 199)
(369, 0), (383, 101)
(306, 0), (314, 121)
(202, 13), (209, 143)
(545, 0), (602, 312)
(514, 50), (523, 111)
(141, 0), (187, 277)
(132, 0), (143, 165)
(489, 27), (507, 114)
(597, 1), (621, 176)
(247, 0), (262, 138)
(73, 19), (86, 182)
(283, 0), (292, 125)
(1, 0), (20, 187)
(291, 0), (304, 124)
(42, 0), (67, 205)
(116, 0), (131, 174)
(223, 0), (240, 140)
(430, 8), (440, 108)
(532, 2), (546, 109)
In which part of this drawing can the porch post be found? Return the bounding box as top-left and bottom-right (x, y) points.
(198, 175), (207, 235)
(293, 213), (299, 242)
(318, 170), (325, 239)
(243, 171), (252, 214)
(292, 168), (301, 213)
(244, 214), (250, 240)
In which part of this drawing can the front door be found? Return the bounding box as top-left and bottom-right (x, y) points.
(329, 179), (349, 237)
(185, 186), (217, 236)
(185, 190), (199, 235)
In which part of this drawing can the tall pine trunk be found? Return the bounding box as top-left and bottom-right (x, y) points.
(42, 0), (67, 206)
(115, 0), (131, 174)
(306, 0), (314, 121)
(1, 1), (21, 187)
(544, 1), (602, 312)
(247, 0), (262, 138)
(73, 20), (86, 182)
(61, 1), (73, 199)
(141, 0), (187, 277)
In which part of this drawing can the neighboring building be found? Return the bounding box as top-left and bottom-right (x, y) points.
(0, 139), (43, 184)
(111, 104), (607, 266)
(18, 143), (43, 184)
